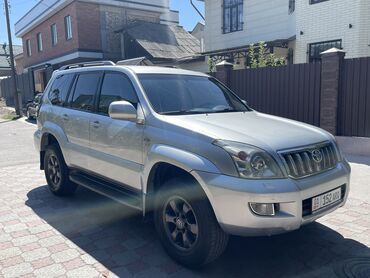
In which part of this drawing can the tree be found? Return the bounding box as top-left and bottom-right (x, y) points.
(247, 41), (286, 69)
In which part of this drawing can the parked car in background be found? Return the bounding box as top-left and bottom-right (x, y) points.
(26, 93), (43, 120)
(34, 62), (351, 267)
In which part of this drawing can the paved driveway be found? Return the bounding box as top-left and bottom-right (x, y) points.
(0, 119), (369, 278)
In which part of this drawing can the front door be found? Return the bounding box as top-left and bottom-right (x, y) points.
(88, 72), (144, 191)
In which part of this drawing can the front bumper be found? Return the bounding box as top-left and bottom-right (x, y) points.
(34, 129), (41, 153)
(192, 161), (351, 236)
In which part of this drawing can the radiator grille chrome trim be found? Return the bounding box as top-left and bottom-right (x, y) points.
(278, 142), (339, 179)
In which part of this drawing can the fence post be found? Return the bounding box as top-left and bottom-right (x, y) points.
(215, 61), (233, 87)
(320, 48), (345, 135)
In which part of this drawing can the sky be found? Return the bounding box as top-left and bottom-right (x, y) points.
(0, 0), (204, 46)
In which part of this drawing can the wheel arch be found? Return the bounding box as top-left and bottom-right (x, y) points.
(39, 123), (68, 170)
(143, 145), (221, 216)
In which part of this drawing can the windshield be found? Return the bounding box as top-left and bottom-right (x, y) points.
(138, 74), (250, 115)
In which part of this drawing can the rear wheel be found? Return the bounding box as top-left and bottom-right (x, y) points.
(44, 145), (77, 196)
(154, 178), (229, 267)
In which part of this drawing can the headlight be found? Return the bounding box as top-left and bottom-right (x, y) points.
(214, 140), (283, 179)
(332, 140), (344, 161)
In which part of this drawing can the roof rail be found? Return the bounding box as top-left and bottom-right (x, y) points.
(59, 60), (115, 71)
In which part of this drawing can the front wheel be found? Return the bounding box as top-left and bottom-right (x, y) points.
(44, 145), (77, 196)
(154, 179), (229, 267)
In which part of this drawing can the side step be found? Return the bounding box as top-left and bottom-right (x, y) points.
(69, 171), (142, 211)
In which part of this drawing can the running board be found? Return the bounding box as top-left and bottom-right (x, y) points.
(69, 171), (142, 211)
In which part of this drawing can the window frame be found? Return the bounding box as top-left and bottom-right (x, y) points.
(310, 0), (329, 4)
(222, 0), (244, 34)
(289, 0), (295, 14)
(64, 15), (73, 40)
(37, 33), (43, 52)
(96, 71), (140, 117)
(67, 71), (103, 113)
(48, 73), (76, 107)
(308, 39), (342, 62)
(26, 39), (32, 57)
(51, 24), (58, 46)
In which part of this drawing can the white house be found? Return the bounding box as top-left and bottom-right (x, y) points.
(199, 0), (370, 66)
(295, 0), (370, 63)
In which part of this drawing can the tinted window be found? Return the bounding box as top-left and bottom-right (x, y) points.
(49, 74), (74, 106)
(138, 74), (249, 115)
(71, 73), (100, 112)
(98, 73), (138, 115)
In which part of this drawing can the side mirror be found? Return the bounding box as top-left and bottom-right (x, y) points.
(109, 101), (137, 121)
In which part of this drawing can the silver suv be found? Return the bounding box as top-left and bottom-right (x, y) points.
(34, 62), (351, 267)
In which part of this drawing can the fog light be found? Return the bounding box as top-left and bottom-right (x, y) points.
(249, 203), (276, 216)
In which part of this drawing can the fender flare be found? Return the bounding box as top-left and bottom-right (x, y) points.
(142, 144), (221, 214)
(40, 122), (70, 163)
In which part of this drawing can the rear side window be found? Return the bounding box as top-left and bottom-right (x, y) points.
(71, 72), (101, 112)
(98, 73), (138, 115)
(48, 74), (74, 106)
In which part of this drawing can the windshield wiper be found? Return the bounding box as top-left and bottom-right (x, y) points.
(211, 108), (239, 113)
(159, 110), (209, 115)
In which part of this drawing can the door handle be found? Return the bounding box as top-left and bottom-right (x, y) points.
(62, 114), (69, 121)
(92, 120), (100, 128)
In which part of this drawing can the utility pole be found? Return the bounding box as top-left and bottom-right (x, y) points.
(4, 0), (21, 116)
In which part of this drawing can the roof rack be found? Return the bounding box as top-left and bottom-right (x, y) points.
(59, 60), (115, 71)
(116, 57), (154, 66)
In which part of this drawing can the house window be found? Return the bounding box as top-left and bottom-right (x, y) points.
(51, 24), (58, 46)
(308, 39), (342, 62)
(223, 0), (243, 34)
(26, 39), (32, 56)
(310, 0), (329, 4)
(37, 33), (43, 52)
(289, 0), (295, 13)
(64, 15), (73, 40)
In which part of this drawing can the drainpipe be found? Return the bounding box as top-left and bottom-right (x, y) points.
(190, 0), (205, 20)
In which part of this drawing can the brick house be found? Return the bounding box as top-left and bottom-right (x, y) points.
(14, 0), (180, 92)
(0, 45), (23, 77)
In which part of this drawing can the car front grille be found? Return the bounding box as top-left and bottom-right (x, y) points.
(279, 142), (339, 179)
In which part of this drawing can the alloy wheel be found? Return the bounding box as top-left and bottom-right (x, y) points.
(163, 196), (199, 251)
(48, 154), (61, 188)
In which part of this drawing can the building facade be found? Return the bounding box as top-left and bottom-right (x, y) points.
(295, 0), (370, 63)
(15, 0), (179, 91)
(200, 0), (370, 66)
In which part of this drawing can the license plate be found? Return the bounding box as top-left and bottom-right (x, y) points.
(312, 187), (342, 212)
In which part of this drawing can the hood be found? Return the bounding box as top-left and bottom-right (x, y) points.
(162, 111), (331, 152)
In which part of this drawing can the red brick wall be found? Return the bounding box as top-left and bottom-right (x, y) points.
(75, 1), (101, 50)
(21, 1), (101, 68)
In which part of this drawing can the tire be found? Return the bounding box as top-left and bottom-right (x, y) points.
(44, 145), (77, 196)
(154, 178), (229, 268)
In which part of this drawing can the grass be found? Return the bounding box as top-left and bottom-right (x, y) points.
(1, 114), (21, 121)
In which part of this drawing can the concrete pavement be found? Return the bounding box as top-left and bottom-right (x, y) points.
(0, 119), (369, 278)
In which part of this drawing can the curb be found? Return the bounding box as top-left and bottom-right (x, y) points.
(336, 136), (370, 157)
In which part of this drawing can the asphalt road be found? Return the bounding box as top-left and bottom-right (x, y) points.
(0, 118), (38, 168)
(0, 118), (369, 278)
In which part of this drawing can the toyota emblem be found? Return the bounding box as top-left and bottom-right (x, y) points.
(311, 149), (323, 163)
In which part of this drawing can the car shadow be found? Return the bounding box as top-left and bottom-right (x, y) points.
(24, 118), (37, 125)
(26, 185), (370, 278)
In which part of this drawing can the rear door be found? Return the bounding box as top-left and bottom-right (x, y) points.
(63, 71), (102, 170)
(88, 71), (144, 190)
